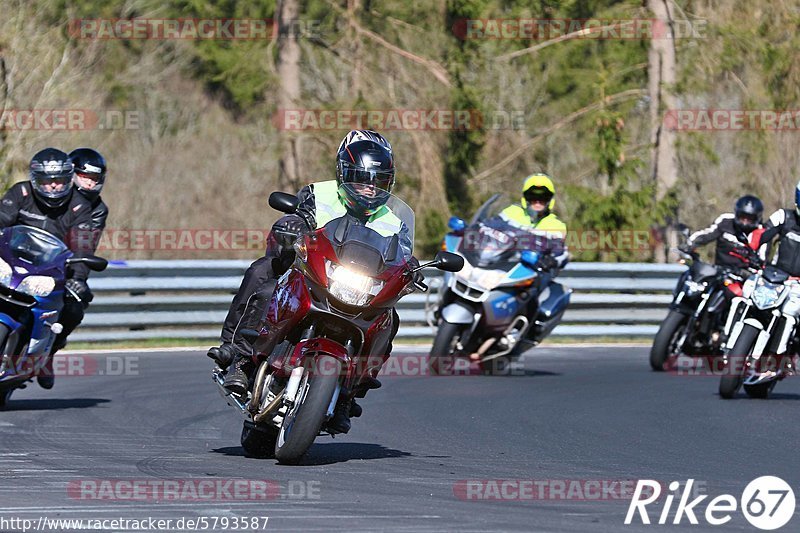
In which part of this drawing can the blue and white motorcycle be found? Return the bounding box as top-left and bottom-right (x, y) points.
(429, 194), (571, 375)
(0, 225), (106, 407)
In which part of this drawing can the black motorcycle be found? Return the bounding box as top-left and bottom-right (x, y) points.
(649, 248), (755, 371)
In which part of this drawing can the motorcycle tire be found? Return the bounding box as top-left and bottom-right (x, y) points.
(274, 355), (340, 464)
(719, 324), (758, 399)
(650, 310), (687, 371)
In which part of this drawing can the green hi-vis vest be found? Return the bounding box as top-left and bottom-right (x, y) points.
(500, 204), (567, 237)
(311, 180), (404, 238)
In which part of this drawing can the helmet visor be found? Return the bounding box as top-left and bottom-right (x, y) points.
(339, 162), (394, 192)
(736, 213), (758, 228)
(31, 173), (72, 199)
(75, 170), (104, 191)
(523, 186), (553, 205)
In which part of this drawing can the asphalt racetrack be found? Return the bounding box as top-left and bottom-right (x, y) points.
(1, 346), (798, 532)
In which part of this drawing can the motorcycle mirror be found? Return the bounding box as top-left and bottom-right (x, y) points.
(521, 250), (539, 269)
(269, 192), (299, 214)
(448, 216), (466, 233)
(675, 223), (690, 238)
(66, 255), (108, 272)
(433, 251), (464, 273)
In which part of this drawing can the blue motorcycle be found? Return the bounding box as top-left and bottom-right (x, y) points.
(430, 194), (571, 375)
(0, 225), (106, 407)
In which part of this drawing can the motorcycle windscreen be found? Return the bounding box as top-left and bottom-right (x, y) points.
(5, 226), (69, 266)
(323, 193), (416, 269)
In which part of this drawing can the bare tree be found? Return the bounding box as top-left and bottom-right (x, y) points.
(648, 0), (678, 261)
(276, 0), (302, 190)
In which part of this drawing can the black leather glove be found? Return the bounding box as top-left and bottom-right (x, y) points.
(539, 254), (558, 271)
(65, 278), (93, 307)
(678, 243), (694, 254)
(272, 216), (306, 248)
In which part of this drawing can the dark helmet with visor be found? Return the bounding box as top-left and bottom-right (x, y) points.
(335, 130), (395, 218)
(29, 148), (74, 209)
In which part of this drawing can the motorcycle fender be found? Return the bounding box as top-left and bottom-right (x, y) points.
(726, 318), (766, 356)
(441, 302), (475, 325)
(743, 318), (765, 330)
(752, 329), (772, 358)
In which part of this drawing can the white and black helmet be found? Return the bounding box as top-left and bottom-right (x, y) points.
(335, 130), (395, 217)
(29, 148), (74, 208)
(69, 148), (107, 199)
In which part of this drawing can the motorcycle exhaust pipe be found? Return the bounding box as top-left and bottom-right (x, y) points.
(480, 316), (530, 363)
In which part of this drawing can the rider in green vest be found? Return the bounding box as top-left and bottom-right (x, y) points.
(208, 130), (406, 433)
(500, 173), (569, 271)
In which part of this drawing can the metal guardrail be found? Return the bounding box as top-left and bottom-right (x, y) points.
(70, 260), (683, 343)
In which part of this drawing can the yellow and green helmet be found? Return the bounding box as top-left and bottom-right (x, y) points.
(520, 173), (556, 211)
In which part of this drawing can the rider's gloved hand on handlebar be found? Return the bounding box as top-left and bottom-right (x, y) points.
(678, 243), (694, 255)
(273, 215), (307, 247)
(538, 253), (558, 272)
(65, 278), (93, 306)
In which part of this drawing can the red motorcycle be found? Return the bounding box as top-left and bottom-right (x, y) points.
(213, 191), (463, 463)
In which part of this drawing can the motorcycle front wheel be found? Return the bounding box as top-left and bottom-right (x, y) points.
(650, 310), (687, 371)
(719, 324), (758, 399)
(429, 320), (463, 376)
(274, 355), (340, 464)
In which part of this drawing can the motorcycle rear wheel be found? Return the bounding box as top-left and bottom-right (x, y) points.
(719, 325), (758, 399)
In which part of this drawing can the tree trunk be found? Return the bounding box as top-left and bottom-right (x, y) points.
(276, 0), (302, 191)
(0, 53), (10, 185)
(648, 0), (678, 261)
(348, 0), (363, 97)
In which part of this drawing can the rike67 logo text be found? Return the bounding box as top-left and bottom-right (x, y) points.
(625, 477), (795, 530)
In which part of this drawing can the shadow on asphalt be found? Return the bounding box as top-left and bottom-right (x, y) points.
(474, 369), (561, 377)
(211, 442), (412, 466)
(2, 398), (111, 411)
(298, 442), (413, 466)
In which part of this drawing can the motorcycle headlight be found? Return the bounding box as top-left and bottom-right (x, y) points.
(751, 279), (783, 310)
(0, 258), (11, 287)
(684, 280), (707, 296)
(17, 275), (55, 297)
(326, 262), (384, 307)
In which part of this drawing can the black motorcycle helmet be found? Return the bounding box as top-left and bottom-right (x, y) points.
(733, 195), (764, 233)
(335, 130), (395, 218)
(29, 148), (74, 209)
(69, 148), (107, 199)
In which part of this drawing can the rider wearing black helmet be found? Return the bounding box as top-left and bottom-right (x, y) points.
(51, 148), (111, 356)
(681, 195), (766, 270)
(208, 130), (409, 433)
(69, 148), (109, 239)
(0, 148), (94, 389)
